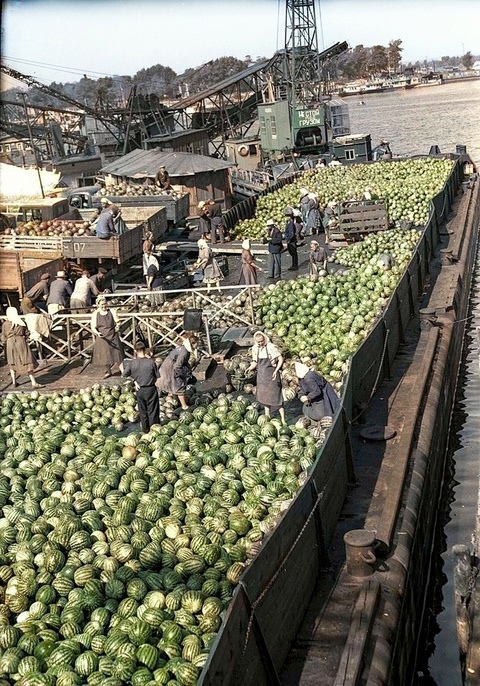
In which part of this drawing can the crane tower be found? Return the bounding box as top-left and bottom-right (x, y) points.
(258, 0), (351, 160)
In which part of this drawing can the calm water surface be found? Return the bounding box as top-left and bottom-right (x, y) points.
(348, 79), (480, 162)
(349, 80), (480, 686)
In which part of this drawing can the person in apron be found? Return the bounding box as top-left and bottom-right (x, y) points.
(91, 296), (124, 378)
(1, 307), (43, 388)
(247, 331), (286, 424)
(295, 362), (339, 422)
(238, 239), (261, 285)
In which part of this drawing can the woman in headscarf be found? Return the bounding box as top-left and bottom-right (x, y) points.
(239, 239), (261, 285)
(156, 334), (198, 410)
(91, 296), (124, 379)
(295, 362), (339, 422)
(1, 307), (43, 388)
(197, 201), (211, 236)
(194, 238), (224, 293)
(309, 240), (328, 277)
(247, 331), (286, 424)
(304, 193), (322, 236)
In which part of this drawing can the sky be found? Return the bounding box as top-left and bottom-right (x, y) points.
(1, 0), (479, 91)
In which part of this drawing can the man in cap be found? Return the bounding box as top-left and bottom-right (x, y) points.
(100, 197), (125, 234)
(283, 208), (298, 271)
(309, 240), (328, 277)
(207, 199), (225, 244)
(155, 166), (171, 190)
(47, 270), (73, 315)
(20, 272), (51, 314)
(95, 204), (117, 240)
(266, 219), (283, 280)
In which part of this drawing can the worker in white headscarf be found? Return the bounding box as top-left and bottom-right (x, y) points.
(295, 362), (339, 422)
(1, 307), (43, 388)
(247, 331), (286, 425)
(194, 238), (224, 293)
(239, 238), (261, 285)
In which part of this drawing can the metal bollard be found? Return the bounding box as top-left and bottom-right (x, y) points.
(344, 529), (377, 577)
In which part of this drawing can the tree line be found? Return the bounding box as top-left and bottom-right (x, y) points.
(1, 43), (477, 111)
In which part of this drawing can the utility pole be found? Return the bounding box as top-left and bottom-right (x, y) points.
(18, 92), (45, 198)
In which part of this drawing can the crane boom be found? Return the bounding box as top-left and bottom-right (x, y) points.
(0, 64), (122, 142)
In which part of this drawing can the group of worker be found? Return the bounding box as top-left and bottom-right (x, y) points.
(92, 197), (127, 239)
(197, 199), (228, 244)
(125, 329), (339, 432)
(260, 187), (332, 281)
(20, 267), (109, 317)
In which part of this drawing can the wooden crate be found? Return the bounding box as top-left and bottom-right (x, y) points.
(327, 199), (389, 244)
(62, 223), (144, 264)
(0, 251), (64, 296)
(118, 206), (168, 241)
(93, 194), (190, 223)
(0, 234), (63, 258)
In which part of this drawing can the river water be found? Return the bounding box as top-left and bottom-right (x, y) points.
(349, 79), (480, 685)
(347, 78), (480, 162)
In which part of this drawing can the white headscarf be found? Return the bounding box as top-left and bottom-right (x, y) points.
(242, 239), (251, 251)
(295, 362), (309, 379)
(197, 239), (208, 249)
(6, 307), (25, 327)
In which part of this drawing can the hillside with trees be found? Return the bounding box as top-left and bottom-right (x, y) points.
(1, 43), (477, 111)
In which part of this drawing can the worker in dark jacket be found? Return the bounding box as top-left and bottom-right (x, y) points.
(295, 362), (339, 422)
(155, 166), (171, 190)
(284, 210), (298, 271)
(207, 200), (225, 244)
(122, 341), (160, 432)
(20, 273), (50, 314)
(47, 271), (73, 315)
(156, 334), (198, 410)
(95, 208), (116, 239)
(90, 267), (109, 294)
(266, 219), (283, 280)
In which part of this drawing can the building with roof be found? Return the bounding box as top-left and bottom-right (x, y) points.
(101, 149), (234, 213)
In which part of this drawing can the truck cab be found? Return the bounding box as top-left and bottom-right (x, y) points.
(67, 185), (102, 210)
(0, 197), (70, 225)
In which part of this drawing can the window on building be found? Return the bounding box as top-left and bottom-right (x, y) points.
(248, 144), (258, 156)
(345, 149), (356, 161)
(260, 116), (266, 134)
(270, 116), (277, 135)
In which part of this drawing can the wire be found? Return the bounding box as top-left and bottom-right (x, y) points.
(3, 55), (135, 80)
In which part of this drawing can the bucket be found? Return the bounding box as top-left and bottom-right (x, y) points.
(183, 308), (203, 331)
(343, 529), (377, 577)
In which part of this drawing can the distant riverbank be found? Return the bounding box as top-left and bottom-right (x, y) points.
(336, 73), (480, 98)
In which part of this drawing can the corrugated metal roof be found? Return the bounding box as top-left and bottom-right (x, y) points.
(101, 149), (233, 178)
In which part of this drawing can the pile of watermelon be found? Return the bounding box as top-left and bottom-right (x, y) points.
(0, 389), (317, 686)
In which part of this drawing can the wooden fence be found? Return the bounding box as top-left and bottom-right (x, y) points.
(1, 285), (259, 365)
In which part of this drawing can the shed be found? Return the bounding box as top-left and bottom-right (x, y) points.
(100, 150), (234, 214)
